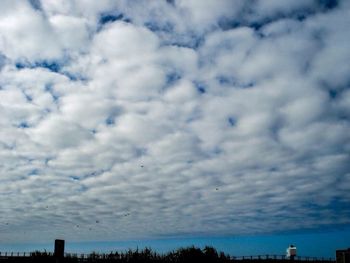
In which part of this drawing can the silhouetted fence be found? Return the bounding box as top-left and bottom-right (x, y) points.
(232, 255), (334, 261)
(0, 250), (335, 263)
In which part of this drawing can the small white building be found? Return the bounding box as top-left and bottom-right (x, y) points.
(286, 245), (297, 259)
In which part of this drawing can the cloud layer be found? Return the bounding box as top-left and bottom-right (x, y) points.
(0, 0), (349, 243)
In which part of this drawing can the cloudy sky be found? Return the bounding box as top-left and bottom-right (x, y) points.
(0, 0), (350, 256)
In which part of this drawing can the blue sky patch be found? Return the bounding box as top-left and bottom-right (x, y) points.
(61, 71), (88, 82)
(218, 18), (241, 31)
(217, 75), (233, 85)
(328, 89), (337, 99)
(318, 0), (339, 10)
(35, 61), (61, 72)
(28, 0), (42, 11)
(159, 32), (204, 50)
(105, 116), (115, 126)
(166, 72), (181, 85)
(217, 75), (255, 88)
(15, 62), (28, 69)
(15, 60), (61, 73)
(193, 81), (206, 94)
(144, 21), (174, 33)
(70, 176), (80, 181)
(228, 117), (236, 127)
(17, 122), (29, 129)
(44, 84), (59, 102)
(197, 86), (206, 94)
(23, 92), (33, 102)
(99, 11), (128, 26)
(166, 0), (175, 5)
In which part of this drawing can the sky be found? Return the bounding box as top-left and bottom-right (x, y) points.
(0, 0), (350, 258)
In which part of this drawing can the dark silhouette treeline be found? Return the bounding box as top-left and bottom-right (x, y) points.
(0, 246), (335, 263)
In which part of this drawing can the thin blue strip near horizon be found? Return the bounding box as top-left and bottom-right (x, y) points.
(0, 226), (349, 259)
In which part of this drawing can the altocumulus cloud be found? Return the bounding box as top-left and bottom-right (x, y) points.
(0, 0), (350, 243)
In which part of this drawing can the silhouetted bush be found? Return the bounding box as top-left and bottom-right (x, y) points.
(0, 246), (335, 263)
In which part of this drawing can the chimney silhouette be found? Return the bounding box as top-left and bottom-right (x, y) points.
(54, 239), (65, 259)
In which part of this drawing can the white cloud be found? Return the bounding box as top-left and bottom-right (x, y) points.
(28, 115), (94, 149)
(92, 22), (159, 59)
(176, 0), (244, 29)
(49, 15), (90, 51)
(0, 1), (61, 61)
(250, 0), (315, 19)
(0, 0), (349, 244)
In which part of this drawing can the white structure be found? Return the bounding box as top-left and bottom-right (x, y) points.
(286, 245), (297, 259)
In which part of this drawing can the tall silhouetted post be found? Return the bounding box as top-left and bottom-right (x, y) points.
(54, 239), (65, 262)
